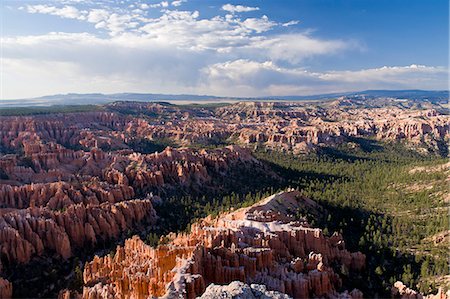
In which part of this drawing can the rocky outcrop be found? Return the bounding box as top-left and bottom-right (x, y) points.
(199, 281), (364, 299)
(0, 122), (269, 299)
(0, 121), (269, 296)
(58, 289), (82, 299)
(0, 199), (156, 265)
(1, 101), (448, 159)
(213, 101), (450, 154)
(391, 281), (450, 299)
(2, 100), (448, 298)
(1, 142), (257, 196)
(82, 190), (366, 299)
(198, 281), (292, 299)
(0, 181), (135, 210)
(0, 112), (128, 152)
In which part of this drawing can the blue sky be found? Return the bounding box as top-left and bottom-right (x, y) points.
(1, 0), (448, 99)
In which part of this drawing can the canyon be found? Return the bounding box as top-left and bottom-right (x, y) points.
(0, 98), (448, 298)
(78, 190), (366, 298)
(104, 99), (450, 155)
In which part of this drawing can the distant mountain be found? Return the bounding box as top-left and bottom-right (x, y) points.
(0, 93), (229, 107)
(266, 90), (449, 103)
(0, 90), (447, 107)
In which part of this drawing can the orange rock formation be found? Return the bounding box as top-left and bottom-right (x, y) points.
(82, 190), (366, 299)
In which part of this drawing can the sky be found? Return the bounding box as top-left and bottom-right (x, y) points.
(0, 0), (448, 99)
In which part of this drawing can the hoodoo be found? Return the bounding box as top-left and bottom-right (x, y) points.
(82, 190), (365, 298)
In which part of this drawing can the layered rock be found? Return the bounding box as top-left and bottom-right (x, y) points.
(82, 190), (366, 299)
(0, 118), (265, 297)
(0, 112), (259, 274)
(0, 112), (127, 152)
(1, 100), (447, 161)
(1, 142), (256, 193)
(0, 144), (255, 211)
(216, 102), (450, 154)
(0, 198), (156, 265)
(0, 181), (135, 210)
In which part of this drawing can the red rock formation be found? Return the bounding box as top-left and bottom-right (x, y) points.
(0, 181), (135, 210)
(1, 101), (446, 165)
(82, 190), (366, 299)
(215, 102), (450, 154)
(0, 199), (156, 265)
(58, 289), (82, 299)
(0, 128), (261, 276)
(1, 101), (448, 298)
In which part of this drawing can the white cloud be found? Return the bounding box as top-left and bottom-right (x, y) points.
(171, 0), (186, 7)
(86, 9), (109, 23)
(200, 60), (448, 96)
(222, 4), (259, 13)
(201, 59), (323, 96)
(2, 1), (446, 99)
(26, 4), (85, 20)
(146, 1), (170, 8)
(251, 33), (350, 64)
(282, 20), (299, 27)
(240, 15), (276, 33)
(319, 65), (448, 85)
(1, 32), (208, 98)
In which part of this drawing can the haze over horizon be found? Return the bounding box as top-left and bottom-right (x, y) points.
(1, 0), (448, 99)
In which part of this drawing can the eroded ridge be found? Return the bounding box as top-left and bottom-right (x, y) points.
(0, 141), (258, 267)
(82, 190), (366, 299)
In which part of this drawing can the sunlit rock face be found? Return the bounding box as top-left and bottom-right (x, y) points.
(0, 198), (156, 265)
(0, 110), (259, 279)
(0, 101), (448, 160)
(1, 100), (448, 298)
(0, 108), (258, 262)
(215, 101), (450, 154)
(198, 281), (293, 299)
(391, 281), (450, 299)
(82, 190), (365, 299)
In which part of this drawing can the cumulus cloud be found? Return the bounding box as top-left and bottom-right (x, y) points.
(240, 15), (276, 33)
(201, 59), (324, 96)
(171, 0), (186, 7)
(222, 4), (259, 13)
(2, 1), (446, 99)
(86, 9), (109, 23)
(245, 33), (351, 64)
(201, 60), (448, 96)
(26, 4), (85, 20)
